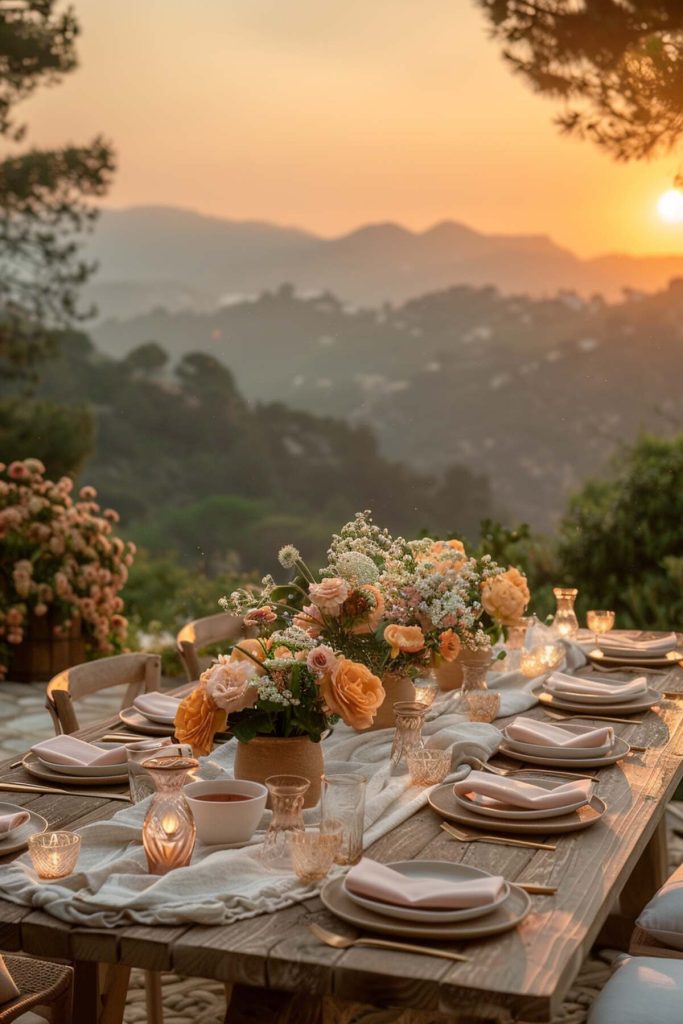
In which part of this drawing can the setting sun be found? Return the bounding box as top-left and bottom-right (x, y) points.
(657, 188), (683, 224)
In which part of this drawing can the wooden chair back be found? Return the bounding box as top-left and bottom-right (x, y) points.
(45, 652), (161, 735)
(176, 612), (246, 682)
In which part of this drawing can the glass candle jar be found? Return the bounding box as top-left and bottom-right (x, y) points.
(389, 700), (428, 769)
(461, 651), (499, 723)
(519, 642), (564, 679)
(321, 773), (366, 866)
(28, 831), (81, 879)
(290, 826), (342, 884)
(412, 675), (439, 708)
(142, 754), (198, 875)
(262, 774), (309, 870)
(406, 748), (451, 786)
(552, 587), (579, 639)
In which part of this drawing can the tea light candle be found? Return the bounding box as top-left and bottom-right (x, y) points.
(28, 831), (81, 879)
(520, 643), (564, 678)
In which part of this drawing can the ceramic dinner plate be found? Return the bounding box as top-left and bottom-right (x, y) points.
(0, 803), (48, 856)
(343, 860), (510, 924)
(502, 723), (615, 761)
(22, 752), (129, 786)
(429, 779), (606, 834)
(538, 689), (659, 716)
(453, 776), (593, 821)
(37, 742), (127, 778)
(119, 707), (176, 736)
(498, 736), (630, 769)
(322, 876), (531, 940)
(587, 649), (683, 669)
(543, 682), (648, 706)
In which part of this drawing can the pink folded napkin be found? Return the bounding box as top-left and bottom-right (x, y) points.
(346, 858), (505, 910)
(31, 735), (127, 767)
(505, 716), (614, 749)
(599, 631), (677, 654)
(0, 956), (19, 1005)
(454, 771), (593, 810)
(546, 672), (647, 700)
(133, 693), (180, 720)
(0, 810), (29, 836)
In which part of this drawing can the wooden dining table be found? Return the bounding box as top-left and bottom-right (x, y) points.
(1, 661), (683, 1024)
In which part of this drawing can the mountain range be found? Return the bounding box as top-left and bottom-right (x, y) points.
(83, 205), (683, 319)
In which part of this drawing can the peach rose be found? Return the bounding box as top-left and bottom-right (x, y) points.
(292, 603), (324, 638)
(384, 624), (425, 659)
(175, 684), (228, 758)
(202, 655), (259, 713)
(348, 584), (386, 635)
(439, 629), (461, 663)
(420, 539), (466, 574)
(230, 638), (267, 675)
(243, 606), (277, 628)
(308, 577), (350, 616)
(481, 569), (529, 623)
(318, 657), (385, 730)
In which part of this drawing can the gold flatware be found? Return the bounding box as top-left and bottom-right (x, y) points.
(590, 664), (669, 676)
(517, 883), (557, 895)
(543, 710), (642, 725)
(0, 782), (130, 801)
(309, 922), (469, 962)
(469, 758), (597, 783)
(440, 821), (557, 852)
(100, 734), (148, 743)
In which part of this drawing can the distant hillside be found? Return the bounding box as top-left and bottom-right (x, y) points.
(83, 205), (683, 318)
(92, 280), (683, 530)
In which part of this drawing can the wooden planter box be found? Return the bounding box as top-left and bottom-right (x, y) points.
(10, 614), (85, 683)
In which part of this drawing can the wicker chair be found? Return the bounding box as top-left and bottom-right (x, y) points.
(0, 955), (72, 1023)
(45, 652), (161, 735)
(176, 612), (247, 682)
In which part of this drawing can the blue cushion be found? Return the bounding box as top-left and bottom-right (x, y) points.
(588, 956), (683, 1023)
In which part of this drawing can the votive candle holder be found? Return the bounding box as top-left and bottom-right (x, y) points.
(290, 826), (342, 884)
(29, 831), (81, 879)
(412, 676), (439, 708)
(406, 748), (451, 786)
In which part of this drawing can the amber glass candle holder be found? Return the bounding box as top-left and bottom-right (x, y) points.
(142, 755), (198, 875)
(290, 826), (342, 884)
(29, 831), (81, 879)
(412, 675), (439, 708)
(406, 748), (451, 786)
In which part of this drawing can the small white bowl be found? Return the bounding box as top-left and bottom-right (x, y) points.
(184, 779), (267, 846)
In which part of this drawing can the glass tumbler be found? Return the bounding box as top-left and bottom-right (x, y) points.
(290, 826), (342, 884)
(127, 740), (192, 804)
(461, 652), (499, 723)
(389, 700), (428, 769)
(406, 748), (451, 786)
(262, 774), (309, 870)
(321, 773), (367, 866)
(141, 754), (198, 875)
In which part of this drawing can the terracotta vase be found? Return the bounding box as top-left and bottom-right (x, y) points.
(234, 735), (324, 808)
(10, 613), (85, 683)
(364, 672), (416, 731)
(434, 657), (463, 692)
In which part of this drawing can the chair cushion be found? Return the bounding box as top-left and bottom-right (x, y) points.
(637, 861), (683, 950)
(588, 957), (683, 1023)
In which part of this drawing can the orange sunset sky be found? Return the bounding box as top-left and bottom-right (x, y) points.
(22, 0), (683, 257)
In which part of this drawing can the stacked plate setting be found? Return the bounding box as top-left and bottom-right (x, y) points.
(119, 692), (181, 735)
(539, 670), (659, 717)
(27, 735), (130, 786)
(499, 716), (630, 769)
(577, 629), (683, 669)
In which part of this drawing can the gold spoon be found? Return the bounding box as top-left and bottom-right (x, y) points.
(309, 922), (469, 962)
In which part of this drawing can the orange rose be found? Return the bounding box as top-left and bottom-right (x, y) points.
(318, 657), (385, 730)
(348, 584), (386, 635)
(439, 629), (461, 663)
(175, 684), (228, 758)
(481, 568), (530, 623)
(230, 638), (267, 675)
(384, 624), (425, 659)
(418, 539), (466, 574)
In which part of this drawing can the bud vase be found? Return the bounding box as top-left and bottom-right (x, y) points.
(234, 735), (323, 808)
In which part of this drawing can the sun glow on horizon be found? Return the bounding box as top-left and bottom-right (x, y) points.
(657, 189), (683, 224)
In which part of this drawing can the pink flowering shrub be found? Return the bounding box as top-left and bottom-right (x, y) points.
(0, 459), (135, 678)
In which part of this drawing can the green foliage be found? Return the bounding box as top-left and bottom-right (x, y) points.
(0, 397), (94, 477)
(558, 434), (683, 628)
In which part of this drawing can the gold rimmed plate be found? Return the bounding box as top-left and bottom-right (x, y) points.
(321, 876), (531, 940)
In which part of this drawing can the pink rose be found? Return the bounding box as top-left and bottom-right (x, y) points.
(202, 655), (260, 714)
(308, 577), (350, 616)
(243, 606), (277, 628)
(306, 644), (339, 677)
(293, 603), (324, 638)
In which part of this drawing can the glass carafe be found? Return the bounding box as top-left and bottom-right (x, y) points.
(461, 651), (499, 722)
(552, 587), (579, 640)
(262, 774), (309, 869)
(142, 755), (198, 875)
(389, 700), (428, 769)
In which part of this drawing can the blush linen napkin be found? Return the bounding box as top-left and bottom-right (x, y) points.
(504, 716), (614, 750)
(31, 735), (128, 767)
(588, 631), (678, 655)
(545, 671), (647, 700)
(345, 858), (505, 910)
(0, 810), (30, 835)
(454, 771), (593, 811)
(132, 693), (180, 721)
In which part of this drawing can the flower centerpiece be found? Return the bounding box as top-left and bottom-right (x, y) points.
(0, 459), (134, 681)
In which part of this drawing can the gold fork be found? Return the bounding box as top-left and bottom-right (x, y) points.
(469, 757), (598, 782)
(309, 923), (469, 962)
(543, 709), (642, 725)
(441, 821), (556, 851)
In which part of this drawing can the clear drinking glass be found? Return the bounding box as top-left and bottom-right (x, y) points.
(586, 609), (616, 650)
(389, 700), (428, 769)
(127, 740), (192, 804)
(461, 652), (499, 723)
(320, 773), (366, 866)
(262, 774), (309, 869)
(412, 675), (439, 707)
(141, 754), (198, 875)
(290, 826), (342, 883)
(552, 587), (580, 639)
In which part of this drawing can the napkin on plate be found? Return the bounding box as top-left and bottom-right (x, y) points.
(545, 672), (647, 700)
(133, 692), (180, 721)
(31, 735), (127, 767)
(346, 858), (505, 910)
(505, 716), (614, 749)
(0, 810), (29, 836)
(598, 631), (677, 654)
(454, 770), (592, 810)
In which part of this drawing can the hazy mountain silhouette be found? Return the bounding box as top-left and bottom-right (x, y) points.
(84, 205), (683, 318)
